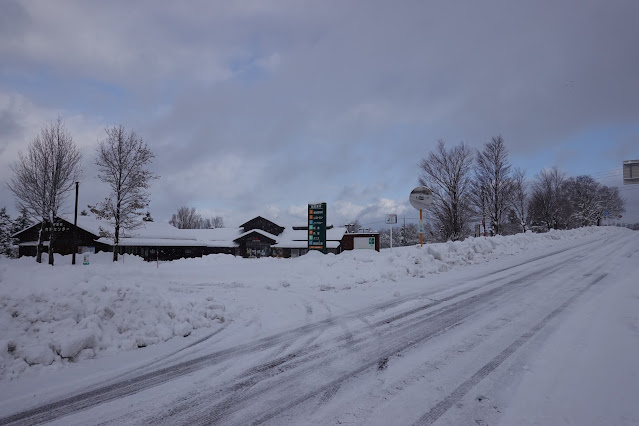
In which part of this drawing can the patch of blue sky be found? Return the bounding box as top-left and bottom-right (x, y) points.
(511, 124), (639, 179)
(229, 56), (271, 83)
(1, 69), (131, 121)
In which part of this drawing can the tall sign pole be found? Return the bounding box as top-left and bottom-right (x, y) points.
(72, 181), (79, 265)
(385, 214), (397, 250)
(308, 202), (327, 253)
(409, 186), (433, 248)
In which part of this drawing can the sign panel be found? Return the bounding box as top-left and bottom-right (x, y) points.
(623, 160), (639, 185)
(354, 237), (375, 250)
(409, 186), (434, 210)
(385, 214), (398, 224)
(308, 202), (327, 253)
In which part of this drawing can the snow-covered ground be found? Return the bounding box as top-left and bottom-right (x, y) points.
(0, 227), (608, 381)
(0, 226), (637, 425)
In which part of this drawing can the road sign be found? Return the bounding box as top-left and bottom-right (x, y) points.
(409, 186), (433, 210)
(410, 186), (433, 247)
(385, 214), (397, 224)
(308, 202), (327, 253)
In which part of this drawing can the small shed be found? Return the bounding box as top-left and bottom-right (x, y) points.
(341, 232), (380, 252)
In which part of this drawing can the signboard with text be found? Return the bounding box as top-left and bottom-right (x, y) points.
(308, 202), (327, 253)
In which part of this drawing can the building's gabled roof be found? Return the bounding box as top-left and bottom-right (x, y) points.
(233, 229), (278, 244)
(239, 216), (285, 235)
(11, 222), (42, 238)
(11, 216), (104, 239)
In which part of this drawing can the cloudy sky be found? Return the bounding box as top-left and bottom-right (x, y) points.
(1, 0), (638, 228)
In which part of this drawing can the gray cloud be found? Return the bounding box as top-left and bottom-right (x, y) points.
(1, 0), (638, 225)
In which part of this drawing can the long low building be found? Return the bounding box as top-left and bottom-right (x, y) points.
(13, 215), (379, 260)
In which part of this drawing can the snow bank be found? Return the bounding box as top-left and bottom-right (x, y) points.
(0, 226), (631, 380)
(0, 253), (225, 380)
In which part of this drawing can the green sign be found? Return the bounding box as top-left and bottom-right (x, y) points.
(308, 202), (327, 253)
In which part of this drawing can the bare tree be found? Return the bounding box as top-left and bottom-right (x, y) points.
(170, 206), (204, 229)
(510, 167), (529, 233)
(90, 126), (158, 261)
(345, 220), (362, 234)
(596, 185), (625, 225)
(419, 140), (474, 241)
(564, 175), (601, 227)
(211, 216), (225, 228)
(529, 166), (567, 230)
(471, 136), (513, 235)
(7, 118), (82, 264)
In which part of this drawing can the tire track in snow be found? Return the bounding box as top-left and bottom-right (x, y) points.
(0, 238), (604, 426)
(412, 273), (609, 426)
(158, 258), (577, 425)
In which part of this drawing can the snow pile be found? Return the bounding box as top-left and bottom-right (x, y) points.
(0, 254), (225, 380)
(0, 226), (631, 380)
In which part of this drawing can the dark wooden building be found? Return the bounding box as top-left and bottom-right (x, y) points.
(12, 217), (111, 257)
(341, 232), (381, 252)
(13, 215), (380, 261)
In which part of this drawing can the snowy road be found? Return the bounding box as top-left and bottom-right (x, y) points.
(1, 232), (638, 425)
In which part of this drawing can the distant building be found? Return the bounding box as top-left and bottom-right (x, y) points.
(12, 215), (380, 261)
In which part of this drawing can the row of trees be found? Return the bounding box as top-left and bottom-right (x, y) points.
(418, 137), (625, 242)
(168, 207), (224, 229)
(6, 118), (157, 264)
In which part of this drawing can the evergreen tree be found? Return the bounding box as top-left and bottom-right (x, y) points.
(8, 207), (34, 258)
(11, 206), (33, 234)
(0, 208), (12, 257)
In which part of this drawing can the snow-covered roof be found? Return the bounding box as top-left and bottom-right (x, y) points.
(179, 228), (242, 242)
(16, 216), (347, 250)
(234, 229), (279, 242)
(60, 216), (196, 241)
(273, 240), (340, 249)
(96, 237), (202, 247)
(276, 227), (347, 243)
(17, 241), (49, 247)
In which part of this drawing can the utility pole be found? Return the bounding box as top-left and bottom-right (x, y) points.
(72, 182), (79, 265)
(402, 215), (406, 245)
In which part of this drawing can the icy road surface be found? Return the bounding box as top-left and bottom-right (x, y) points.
(1, 230), (638, 425)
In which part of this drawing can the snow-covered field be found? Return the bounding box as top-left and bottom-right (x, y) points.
(0, 226), (629, 382)
(1, 226), (638, 425)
